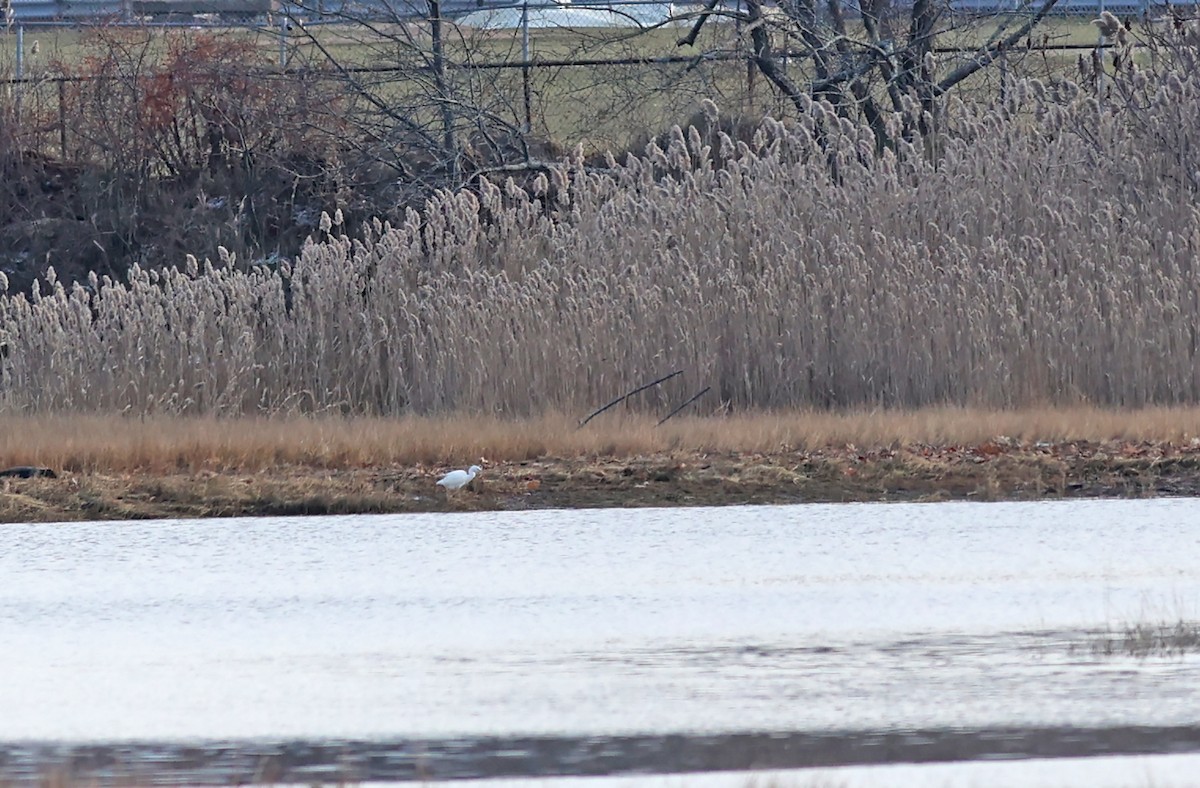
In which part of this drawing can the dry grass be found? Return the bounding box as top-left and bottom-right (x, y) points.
(11, 406), (1200, 521)
(2, 37), (1200, 417)
(5, 407), (1200, 473)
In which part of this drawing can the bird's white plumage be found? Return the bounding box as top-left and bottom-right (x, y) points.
(437, 464), (482, 490)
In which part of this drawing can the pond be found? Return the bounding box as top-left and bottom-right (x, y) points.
(1, 499), (1198, 783)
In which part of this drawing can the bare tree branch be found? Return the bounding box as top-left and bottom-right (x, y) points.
(579, 370), (684, 428)
(676, 0), (723, 48)
(937, 0), (1064, 95)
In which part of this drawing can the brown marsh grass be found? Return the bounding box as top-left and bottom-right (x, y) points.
(2, 36), (1200, 418)
(5, 406), (1200, 473)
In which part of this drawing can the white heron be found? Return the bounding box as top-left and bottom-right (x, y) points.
(437, 464), (482, 492)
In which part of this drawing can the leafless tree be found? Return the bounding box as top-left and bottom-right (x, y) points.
(676, 0), (1065, 149)
(283, 0), (557, 202)
(284, 0), (1079, 192)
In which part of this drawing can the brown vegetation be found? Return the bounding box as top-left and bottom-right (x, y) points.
(0, 18), (732, 290)
(0, 11), (1169, 298)
(4, 29), (1200, 415)
(2, 20), (1200, 539)
(3, 409), (1200, 521)
(1, 28), (357, 293)
(8, 408), (1200, 472)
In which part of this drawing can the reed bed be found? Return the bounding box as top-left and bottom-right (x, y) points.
(2, 38), (1200, 417)
(5, 406), (1200, 473)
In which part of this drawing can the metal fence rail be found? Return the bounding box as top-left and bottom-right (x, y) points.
(9, 0), (125, 21)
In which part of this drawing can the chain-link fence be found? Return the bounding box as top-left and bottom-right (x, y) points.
(4, 0), (1194, 160)
(2, 1), (774, 155)
(0, 0), (769, 294)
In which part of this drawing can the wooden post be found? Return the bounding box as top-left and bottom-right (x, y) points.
(430, 0), (457, 180)
(58, 78), (67, 158)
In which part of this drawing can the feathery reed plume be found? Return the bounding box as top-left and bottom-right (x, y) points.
(1094, 11), (1122, 38)
(2, 47), (1200, 417)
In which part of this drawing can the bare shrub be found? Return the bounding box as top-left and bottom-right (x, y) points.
(1, 27), (345, 292)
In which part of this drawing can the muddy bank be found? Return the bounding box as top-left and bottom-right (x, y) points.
(3, 439), (1200, 522)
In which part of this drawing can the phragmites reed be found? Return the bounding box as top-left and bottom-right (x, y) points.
(2, 45), (1200, 418)
(1093, 11), (1123, 39)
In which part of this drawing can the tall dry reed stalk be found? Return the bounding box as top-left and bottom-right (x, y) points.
(1, 36), (1199, 417)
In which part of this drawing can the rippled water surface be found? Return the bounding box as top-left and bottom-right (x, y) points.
(2, 499), (1200, 782)
(3, 499), (1200, 740)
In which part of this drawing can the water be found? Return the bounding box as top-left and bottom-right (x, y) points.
(2, 499), (1200, 782)
(438, 754), (1200, 788)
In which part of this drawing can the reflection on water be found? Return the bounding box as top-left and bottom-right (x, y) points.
(1, 499), (1199, 781)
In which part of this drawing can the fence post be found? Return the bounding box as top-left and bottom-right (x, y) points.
(15, 24), (23, 80)
(521, 0), (531, 133)
(58, 78), (67, 158)
(279, 10), (287, 69)
(429, 0), (457, 179)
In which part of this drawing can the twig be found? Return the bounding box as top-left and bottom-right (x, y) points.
(937, 0), (1063, 95)
(579, 370), (683, 428)
(656, 386), (711, 427)
(677, 0), (723, 48)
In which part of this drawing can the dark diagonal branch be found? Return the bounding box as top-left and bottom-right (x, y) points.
(937, 0), (1063, 94)
(579, 370), (684, 427)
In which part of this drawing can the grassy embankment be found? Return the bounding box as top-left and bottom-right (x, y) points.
(5, 407), (1200, 522)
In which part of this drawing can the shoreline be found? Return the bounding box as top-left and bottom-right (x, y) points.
(5, 727), (1200, 784)
(4, 438), (1200, 522)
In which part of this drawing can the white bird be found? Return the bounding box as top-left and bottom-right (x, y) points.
(437, 464), (482, 491)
